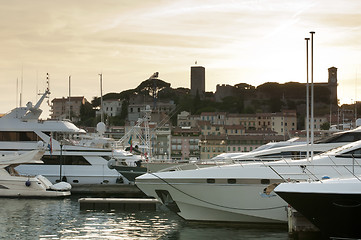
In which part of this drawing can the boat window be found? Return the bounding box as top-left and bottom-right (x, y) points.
(40, 155), (91, 165)
(315, 132), (361, 144)
(73, 180), (79, 183)
(0, 185), (8, 189)
(261, 179), (270, 184)
(336, 148), (361, 158)
(227, 179), (236, 184)
(207, 178), (215, 184)
(0, 131), (40, 141)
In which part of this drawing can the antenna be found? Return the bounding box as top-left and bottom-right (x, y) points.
(16, 77), (18, 108)
(69, 75), (71, 120)
(20, 65), (23, 107)
(99, 73), (104, 123)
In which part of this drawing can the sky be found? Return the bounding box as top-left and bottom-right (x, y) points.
(0, 0), (360, 118)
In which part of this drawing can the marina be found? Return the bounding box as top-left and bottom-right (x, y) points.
(0, 0), (360, 238)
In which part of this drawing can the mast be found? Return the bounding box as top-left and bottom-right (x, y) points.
(68, 75), (71, 120)
(305, 37), (310, 161)
(310, 31), (315, 161)
(99, 73), (104, 123)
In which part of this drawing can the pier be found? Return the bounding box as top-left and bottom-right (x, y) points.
(287, 207), (323, 239)
(71, 184), (146, 197)
(79, 198), (159, 211)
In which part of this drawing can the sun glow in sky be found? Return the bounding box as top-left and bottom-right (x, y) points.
(0, 0), (360, 118)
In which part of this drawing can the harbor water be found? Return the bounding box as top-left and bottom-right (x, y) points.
(0, 197), (289, 239)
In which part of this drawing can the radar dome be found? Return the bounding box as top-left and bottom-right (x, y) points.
(96, 122), (106, 134)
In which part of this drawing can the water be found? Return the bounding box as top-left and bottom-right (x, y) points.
(0, 197), (289, 239)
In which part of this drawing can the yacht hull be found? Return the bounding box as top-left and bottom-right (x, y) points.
(136, 177), (288, 223)
(276, 179), (361, 239)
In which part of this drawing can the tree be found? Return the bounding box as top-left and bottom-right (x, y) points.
(320, 122), (330, 130)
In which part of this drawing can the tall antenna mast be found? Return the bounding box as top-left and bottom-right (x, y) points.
(68, 75), (71, 120)
(99, 73), (104, 123)
(20, 65), (23, 107)
(16, 78), (18, 108)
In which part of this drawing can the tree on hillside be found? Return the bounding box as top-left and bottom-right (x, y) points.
(257, 82), (282, 97)
(135, 78), (171, 98)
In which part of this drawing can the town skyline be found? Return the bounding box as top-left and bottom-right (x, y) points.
(0, 0), (360, 119)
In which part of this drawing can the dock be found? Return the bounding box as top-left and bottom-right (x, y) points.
(79, 198), (159, 211)
(71, 184), (146, 197)
(287, 206), (323, 239)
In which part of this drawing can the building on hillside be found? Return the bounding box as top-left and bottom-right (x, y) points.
(271, 110), (297, 136)
(214, 84), (236, 102)
(225, 113), (257, 129)
(200, 112), (227, 125)
(256, 113), (272, 131)
(151, 127), (171, 160)
(51, 96), (87, 121)
(305, 115), (329, 131)
(96, 99), (123, 118)
(190, 65), (205, 98)
(171, 127), (201, 160)
(226, 134), (285, 153)
(128, 99), (175, 124)
(224, 125), (245, 135)
(199, 134), (227, 159)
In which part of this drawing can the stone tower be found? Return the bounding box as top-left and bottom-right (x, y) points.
(190, 66), (205, 98)
(328, 67), (338, 105)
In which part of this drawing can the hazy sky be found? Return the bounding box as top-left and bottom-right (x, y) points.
(0, 0), (360, 118)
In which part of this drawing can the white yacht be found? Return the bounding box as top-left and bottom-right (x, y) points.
(229, 127), (361, 161)
(0, 149), (71, 197)
(275, 176), (361, 239)
(0, 88), (139, 185)
(136, 140), (361, 224)
(212, 137), (306, 161)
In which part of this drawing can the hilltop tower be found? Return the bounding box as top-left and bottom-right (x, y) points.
(328, 66), (338, 105)
(190, 66), (205, 98)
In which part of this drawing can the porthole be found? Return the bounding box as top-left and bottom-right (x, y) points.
(261, 179), (270, 184)
(227, 179), (236, 184)
(207, 178), (215, 184)
(103, 180), (109, 184)
(73, 180), (79, 183)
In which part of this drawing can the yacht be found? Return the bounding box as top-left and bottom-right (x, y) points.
(230, 127), (361, 161)
(116, 128), (361, 182)
(212, 137), (306, 161)
(135, 140), (361, 224)
(275, 176), (361, 239)
(0, 148), (71, 197)
(0, 88), (139, 185)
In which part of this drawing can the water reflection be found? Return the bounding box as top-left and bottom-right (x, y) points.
(0, 198), (288, 240)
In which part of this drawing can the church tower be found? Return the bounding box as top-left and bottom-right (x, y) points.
(328, 67), (338, 105)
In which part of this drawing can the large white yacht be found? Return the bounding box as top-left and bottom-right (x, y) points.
(0, 88), (138, 185)
(0, 148), (71, 197)
(136, 140), (361, 224)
